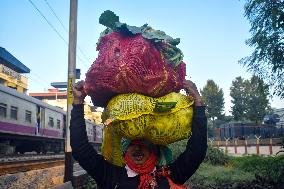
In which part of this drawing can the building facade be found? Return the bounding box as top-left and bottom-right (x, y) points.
(0, 47), (30, 93)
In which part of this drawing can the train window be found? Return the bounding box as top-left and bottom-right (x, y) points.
(57, 119), (61, 129)
(48, 117), (54, 127)
(25, 110), (32, 123)
(10, 106), (18, 120)
(0, 103), (7, 118)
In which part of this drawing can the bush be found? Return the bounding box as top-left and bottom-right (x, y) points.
(204, 146), (230, 165)
(188, 154), (284, 189)
(187, 163), (254, 189)
(229, 155), (284, 188)
(85, 176), (97, 189)
(170, 142), (231, 166)
(168, 139), (187, 160)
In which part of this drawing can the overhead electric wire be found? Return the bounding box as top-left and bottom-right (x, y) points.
(27, 0), (68, 45)
(44, 0), (91, 65)
(44, 0), (68, 33)
(28, 73), (51, 91)
(31, 71), (51, 85)
(44, 0), (91, 66)
(27, 0), (90, 68)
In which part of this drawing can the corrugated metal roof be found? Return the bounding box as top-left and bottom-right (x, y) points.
(0, 47), (30, 73)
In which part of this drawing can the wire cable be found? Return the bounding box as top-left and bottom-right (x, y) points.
(44, 0), (92, 65)
(44, 0), (68, 33)
(27, 0), (90, 68)
(27, 0), (68, 45)
(27, 73), (50, 90)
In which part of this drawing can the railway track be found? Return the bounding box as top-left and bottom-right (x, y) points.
(0, 155), (65, 175)
(0, 153), (64, 163)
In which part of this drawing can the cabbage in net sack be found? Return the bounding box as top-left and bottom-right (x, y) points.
(84, 10), (186, 107)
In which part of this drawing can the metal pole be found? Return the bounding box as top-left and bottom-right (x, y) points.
(64, 0), (78, 183)
(269, 138), (273, 155)
(244, 139), (248, 155)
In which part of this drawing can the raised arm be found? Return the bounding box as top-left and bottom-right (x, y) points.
(70, 81), (119, 188)
(169, 80), (208, 184)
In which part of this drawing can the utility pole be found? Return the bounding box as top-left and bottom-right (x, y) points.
(64, 0), (78, 183)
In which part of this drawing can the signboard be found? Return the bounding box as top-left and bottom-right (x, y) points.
(67, 77), (74, 105)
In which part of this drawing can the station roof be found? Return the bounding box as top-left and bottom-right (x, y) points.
(51, 82), (67, 88)
(0, 47), (30, 73)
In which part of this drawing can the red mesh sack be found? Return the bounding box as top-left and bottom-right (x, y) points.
(84, 32), (186, 107)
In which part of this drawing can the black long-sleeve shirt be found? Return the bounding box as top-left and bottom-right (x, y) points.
(70, 104), (207, 189)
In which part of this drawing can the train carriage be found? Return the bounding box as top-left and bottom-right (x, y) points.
(86, 120), (94, 143)
(0, 84), (101, 154)
(0, 84), (67, 154)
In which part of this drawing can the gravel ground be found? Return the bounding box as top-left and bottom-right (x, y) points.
(0, 166), (64, 189)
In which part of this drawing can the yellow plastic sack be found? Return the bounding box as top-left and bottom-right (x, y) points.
(101, 92), (194, 166)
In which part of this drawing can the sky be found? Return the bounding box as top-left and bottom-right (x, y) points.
(0, 0), (283, 114)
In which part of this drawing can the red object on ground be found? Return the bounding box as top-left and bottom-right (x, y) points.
(85, 32), (186, 107)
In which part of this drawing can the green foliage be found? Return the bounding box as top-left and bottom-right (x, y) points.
(187, 163), (254, 189)
(204, 146), (230, 165)
(201, 80), (225, 122)
(229, 155), (284, 188)
(188, 155), (284, 189)
(230, 76), (248, 121)
(85, 176), (98, 189)
(246, 76), (270, 124)
(170, 141), (231, 166)
(168, 139), (187, 160)
(230, 76), (270, 123)
(240, 0), (284, 98)
(99, 10), (119, 29)
(207, 125), (215, 138)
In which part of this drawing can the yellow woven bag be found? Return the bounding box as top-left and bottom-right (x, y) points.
(101, 92), (194, 166)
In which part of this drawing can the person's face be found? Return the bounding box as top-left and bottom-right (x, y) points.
(125, 143), (151, 165)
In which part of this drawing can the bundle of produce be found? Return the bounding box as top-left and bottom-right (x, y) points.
(101, 92), (194, 166)
(84, 10), (186, 107)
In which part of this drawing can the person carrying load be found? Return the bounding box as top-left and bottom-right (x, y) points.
(70, 10), (207, 189)
(71, 80), (207, 189)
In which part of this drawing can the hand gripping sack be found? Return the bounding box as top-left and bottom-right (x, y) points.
(84, 32), (186, 107)
(101, 92), (194, 166)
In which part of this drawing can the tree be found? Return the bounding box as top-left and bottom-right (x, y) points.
(240, 0), (284, 98)
(200, 80), (225, 125)
(230, 75), (271, 124)
(230, 76), (248, 121)
(246, 75), (270, 124)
